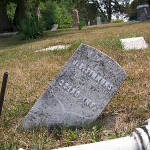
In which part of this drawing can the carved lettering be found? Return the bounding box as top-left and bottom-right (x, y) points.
(63, 82), (70, 90)
(74, 91), (80, 98)
(84, 68), (91, 74)
(89, 101), (96, 108)
(84, 99), (92, 107)
(82, 96), (96, 110)
(90, 70), (98, 80)
(95, 75), (102, 83)
(73, 60), (78, 66)
(72, 59), (113, 91)
(59, 80), (65, 86)
(70, 88), (77, 95)
(104, 81), (109, 88)
(58, 80), (97, 111)
(107, 84), (113, 90)
(100, 78), (106, 85)
(79, 63), (84, 70)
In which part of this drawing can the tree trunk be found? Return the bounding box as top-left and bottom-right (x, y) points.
(0, 6), (11, 33)
(107, 0), (112, 22)
(13, 0), (26, 27)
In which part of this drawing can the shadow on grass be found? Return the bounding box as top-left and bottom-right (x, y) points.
(0, 28), (78, 51)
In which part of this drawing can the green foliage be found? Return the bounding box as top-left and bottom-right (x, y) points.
(91, 0), (130, 22)
(7, 2), (17, 22)
(85, 2), (98, 24)
(42, 0), (73, 30)
(16, 0), (46, 39)
(58, 5), (73, 29)
(42, 1), (60, 30)
(129, 13), (137, 21)
(0, 142), (18, 150)
(78, 21), (85, 30)
(100, 39), (123, 50)
(18, 17), (45, 39)
(111, 19), (124, 23)
(63, 130), (77, 142)
(90, 126), (103, 142)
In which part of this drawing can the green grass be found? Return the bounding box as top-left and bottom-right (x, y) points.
(111, 19), (124, 23)
(0, 21), (150, 149)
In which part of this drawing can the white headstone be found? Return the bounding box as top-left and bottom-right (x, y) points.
(120, 37), (148, 50)
(18, 44), (127, 129)
(97, 17), (101, 25)
(51, 24), (58, 31)
(35, 45), (70, 52)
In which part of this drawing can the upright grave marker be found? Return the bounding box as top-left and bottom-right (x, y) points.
(97, 17), (101, 25)
(18, 44), (127, 129)
(137, 4), (150, 21)
(73, 9), (79, 27)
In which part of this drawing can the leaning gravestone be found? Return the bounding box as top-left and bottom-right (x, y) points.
(18, 44), (127, 129)
(51, 24), (58, 31)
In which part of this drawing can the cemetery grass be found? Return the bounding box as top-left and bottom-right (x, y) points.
(0, 21), (150, 149)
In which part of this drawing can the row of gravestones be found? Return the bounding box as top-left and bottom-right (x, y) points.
(18, 44), (127, 129)
(52, 4), (150, 31)
(73, 9), (102, 26)
(51, 9), (101, 31)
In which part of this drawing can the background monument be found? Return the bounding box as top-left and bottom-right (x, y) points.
(137, 4), (150, 21)
(73, 9), (79, 27)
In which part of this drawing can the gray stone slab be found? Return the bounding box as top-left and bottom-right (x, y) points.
(97, 17), (101, 25)
(18, 44), (127, 129)
(0, 32), (18, 36)
(120, 37), (148, 50)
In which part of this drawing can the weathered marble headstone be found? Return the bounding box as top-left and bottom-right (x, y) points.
(18, 44), (127, 129)
(51, 24), (58, 31)
(73, 9), (79, 27)
(120, 37), (148, 50)
(97, 17), (101, 25)
(35, 45), (70, 53)
(140, 13), (147, 22)
(137, 4), (150, 21)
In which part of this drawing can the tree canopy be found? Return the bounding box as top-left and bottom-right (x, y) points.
(1, 0), (150, 33)
(91, 0), (130, 22)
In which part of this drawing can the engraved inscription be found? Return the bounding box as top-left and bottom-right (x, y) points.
(58, 80), (97, 111)
(73, 60), (113, 91)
